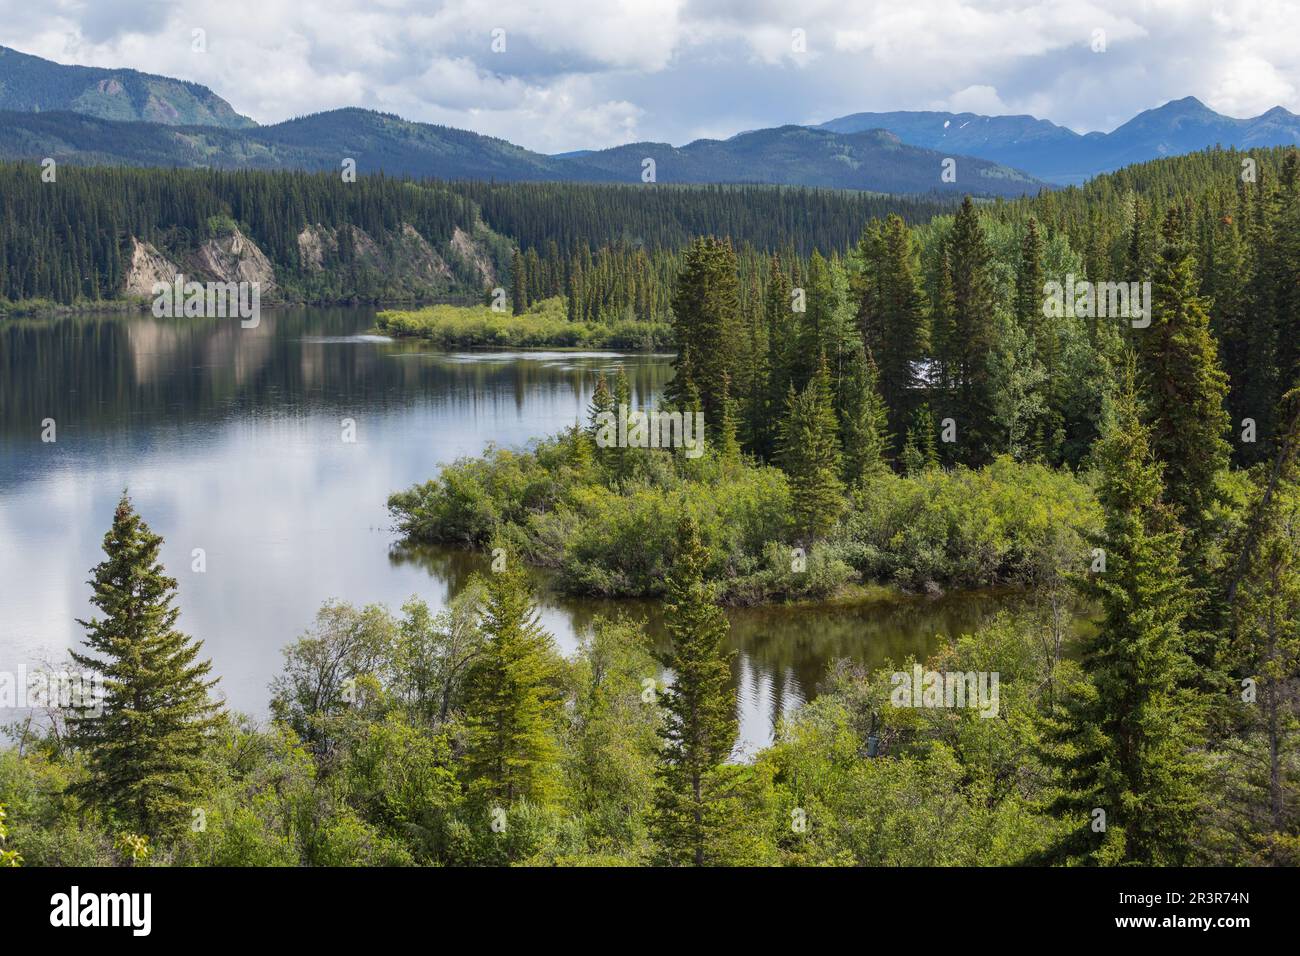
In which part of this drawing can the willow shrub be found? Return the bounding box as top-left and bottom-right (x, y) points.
(377, 297), (672, 350)
(390, 436), (1099, 601)
(843, 456), (1101, 590)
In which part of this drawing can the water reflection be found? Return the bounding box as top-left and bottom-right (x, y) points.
(2, 307), (1028, 750)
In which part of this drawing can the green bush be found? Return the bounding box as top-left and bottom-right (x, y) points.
(376, 297), (672, 350)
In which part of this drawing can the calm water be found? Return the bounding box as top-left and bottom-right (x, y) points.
(0, 307), (1025, 751)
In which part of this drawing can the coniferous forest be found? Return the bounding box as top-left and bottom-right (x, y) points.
(3, 142), (1298, 875)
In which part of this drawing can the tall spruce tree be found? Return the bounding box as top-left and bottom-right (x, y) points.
(668, 236), (743, 428)
(461, 566), (564, 805)
(68, 494), (223, 838)
(1139, 208), (1233, 651)
(940, 197), (999, 464)
(651, 515), (740, 866)
(763, 255), (797, 460)
(778, 357), (846, 541)
(1041, 368), (1204, 865)
(838, 344), (891, 485)
(856, 214), (930, 448)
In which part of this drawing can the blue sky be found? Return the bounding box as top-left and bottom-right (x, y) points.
(3, 0), (1298, 152)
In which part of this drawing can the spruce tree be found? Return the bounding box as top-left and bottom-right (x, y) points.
(856, 214), (930, 447)
(668, 237), (743, 427)
(1140, 208), (1233, 662)
(651, 515), (740, 866)
(1229, 465), (1300, 857)
(587, 371), (616, 477)
(763, 255), (796, 460)
(941, 197), (998, 464)
(461, 566), (563, 805)
(1042, 368), (1204, 865)
(510, 248), (527, 314)
(838, 344), (890, 485)
(777, 357), (845, 540)
(69, 494), (223, 838)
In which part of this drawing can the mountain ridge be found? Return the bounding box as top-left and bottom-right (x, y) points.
(816, 96), (1300, 183)
(0, 45), (255, 128)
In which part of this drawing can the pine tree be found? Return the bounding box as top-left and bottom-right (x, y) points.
(838, 344), (890, 485)
(510, 249), (527, 314)
(856, 214), (930, 448)
(1139, 208), (1233, 630)
(588, 371), (617, 477)
(1041, 367), (1204, 865)
(651, 515), (740, 866)
(940, 197), (998, 463)
(461, 566), (563, 805)
(1228, 464), (1300, 859)
(777, 357), (845, 541)
(668, 237), (743, 427)
(68, 494), (223, 838)
(763, 255), (796, 460)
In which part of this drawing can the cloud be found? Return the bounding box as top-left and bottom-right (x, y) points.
(3, 0), (1299, 152)
(945, 85), (1011, 115)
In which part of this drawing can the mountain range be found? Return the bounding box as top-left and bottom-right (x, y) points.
(3, 45), (1299, 192)
(817, 97), (1300, 183)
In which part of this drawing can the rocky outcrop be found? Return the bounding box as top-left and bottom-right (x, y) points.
(191, 227), (277, 291)
(450, 226), (496, 288)
(123, 238), (183, 297)
(297, 222), (455, 293)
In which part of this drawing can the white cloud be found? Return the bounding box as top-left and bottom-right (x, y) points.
(945, 85), (1011, 115)
(2, 0), (1298, 151)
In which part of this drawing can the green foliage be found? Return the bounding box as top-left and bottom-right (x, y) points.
(843, 457), (1100, 591)
(651, 515), (744, 865)
(68, 493), (224, 838)
(778, 359), (845, 541)
(377, 298), (672, 349)
(460, 568), (565, 805)
(1040, 369), (1205, 865)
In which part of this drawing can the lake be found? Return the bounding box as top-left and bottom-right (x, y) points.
(0, 307), (1029, 751)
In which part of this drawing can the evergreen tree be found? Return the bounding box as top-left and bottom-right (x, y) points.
(587, 371), (617, 477)
(510, 248), (527, 314)
(939, 197), (999, 464)
(838, 344), (890, 485)
(461, 567), (564, 805)
(68, 494), (223, 838)
(1042, 368), (1204, 865)
(856, 214), (930, 448)
(651, 515), (740, 866)
(1139, 208), (1233, 624)
(777, 357), (845, 540)
(763, 255), (796, 460)
(668, 237), (743, 427)
(1228, 463), (1300, 859)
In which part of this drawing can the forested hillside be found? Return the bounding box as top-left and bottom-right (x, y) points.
(0, 163), (956, 307)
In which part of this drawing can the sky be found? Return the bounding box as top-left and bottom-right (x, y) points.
(3, 0), (1299, 153)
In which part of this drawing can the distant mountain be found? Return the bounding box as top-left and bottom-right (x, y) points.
(0, 45), (255, 128)
(0, 108), (581, 178)
(0, 109), (1050, 197)
(818, 97), (1300, 183)
(556, 125), (1046, 195)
